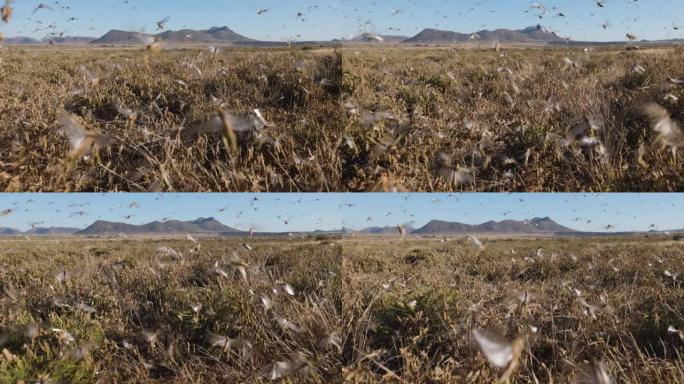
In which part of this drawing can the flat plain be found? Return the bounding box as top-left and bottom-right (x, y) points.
(343, 235), (684, 383)
(0, 237), (341, 383)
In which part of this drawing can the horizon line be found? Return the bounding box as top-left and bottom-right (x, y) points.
(3, 216), (683, 236)
(3, 24), (682, 45)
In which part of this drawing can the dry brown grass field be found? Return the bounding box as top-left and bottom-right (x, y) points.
(0, 47), (343, 192)
(341, 46), (684, 192)
(1, 45), (683, 192)
(0, 237), (341, 383)
(343, 236), (684, 383)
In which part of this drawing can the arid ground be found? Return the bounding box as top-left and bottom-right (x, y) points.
(0, 237), (341, 383)
(343, 236), (684, 383)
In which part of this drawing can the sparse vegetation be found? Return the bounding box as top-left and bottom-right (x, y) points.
(343, 236), (684, 383)
(0, 237), (341, 383)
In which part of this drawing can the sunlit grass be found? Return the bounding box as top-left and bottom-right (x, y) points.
(343, 236), (684, 383)
(0, 237), (341, 382)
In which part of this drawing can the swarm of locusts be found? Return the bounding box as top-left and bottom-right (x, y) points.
(343, 235), (684, 383)
(0, 237), (342, 383)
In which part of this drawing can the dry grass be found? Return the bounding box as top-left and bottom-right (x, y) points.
(0, 47), (343, 192)
(343, 236), (684, 383)
(341, 46), (684, 191)
(1, 45), (683, 191)
(0, 237), (341, 383)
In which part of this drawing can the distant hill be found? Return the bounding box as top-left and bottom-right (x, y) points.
(25, 227), (80, 235)
(411, 217), (576, 235)
(404, 29), (470, 44)
(0, 218), (681, 238)
(404, 25), (566, 44)
(3, 37), (40, 45)
(2, 36), (94, 45)
(4, 24), (681, 47)
(0, 220), (340, 238)
(157, 26), (255, 43)
(91, 26), (255, 45)
(360, 224), (415, 235)
(90, 30), (147, 45)
(0, 228), (21, 235)
(348, 34), (409, 43)
(48, 36), (95, 45)
(77, 217), (243, 236)
(359, 226), (399, 235)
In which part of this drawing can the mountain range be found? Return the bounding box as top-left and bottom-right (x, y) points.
(0, 217), (680, 238)
(4, 24), (680, 46)
(346, 34), (409, 43)
(354, 217), (576, 236)
(0, 218), (242, 237)
(2, 26), (255, 46)
(90, 26), (255, 45)
(0, 227), (80, 236)
(403, 25), (566, 44)
(0, 228), (22, 235)
(360, 224), (416, 235)
(26, 227), (82, 235)
(408, 217), (575, 235)
(76, 217), (242, 236)
(1, 36), (95, 45)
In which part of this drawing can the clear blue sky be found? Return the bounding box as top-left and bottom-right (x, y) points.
(1, 193), (683, 233)
(1, 0), (682, 41)
(0, 193), (343, 232)
(340, 193), (684, 233)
